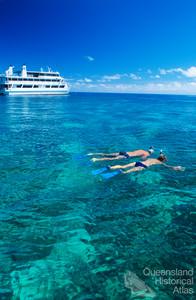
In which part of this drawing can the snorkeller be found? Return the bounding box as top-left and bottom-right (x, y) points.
(89, 146), (155, 162)
(96, 153), (185, 179)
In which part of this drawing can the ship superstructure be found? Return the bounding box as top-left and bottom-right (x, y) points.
(0, 65), (69, 95)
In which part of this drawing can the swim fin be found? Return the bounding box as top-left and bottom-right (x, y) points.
(101, 169), (122, 179)
(91, 166), (109, 175)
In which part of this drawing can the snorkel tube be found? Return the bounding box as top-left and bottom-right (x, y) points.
(159, 149), (164, 154)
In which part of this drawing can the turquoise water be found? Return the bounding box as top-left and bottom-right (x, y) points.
(0, 93), (195, 299)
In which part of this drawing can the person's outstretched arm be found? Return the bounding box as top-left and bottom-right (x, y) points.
(163, 163), (185, 171)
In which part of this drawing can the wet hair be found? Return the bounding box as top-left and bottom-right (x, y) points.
(157, 154), (167, 162)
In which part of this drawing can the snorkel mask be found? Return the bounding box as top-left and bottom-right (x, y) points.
(159, 150), (168, 161)
(148, 146), (154, 154)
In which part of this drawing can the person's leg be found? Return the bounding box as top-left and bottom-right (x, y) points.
(91, 155), (125, 162)
(123, 166), (144, 174)
(109, 162), (135, 170)
(87, 152), (118, 157)
(100, 165), (144, 179)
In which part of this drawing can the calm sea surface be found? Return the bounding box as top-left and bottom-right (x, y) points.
(0, 93), (195, 299)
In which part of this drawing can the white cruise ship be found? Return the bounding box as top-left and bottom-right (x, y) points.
(0, 65), (69, 95)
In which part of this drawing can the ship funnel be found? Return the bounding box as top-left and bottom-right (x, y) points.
(6, 65), (14, 76)
(21, 64), (27, 77)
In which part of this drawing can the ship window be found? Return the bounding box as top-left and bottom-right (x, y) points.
(4, 84), (11, 89)
(51, 85), (58, 88)
(40, 73), (59, 77)
(23, 85), (33, 88)
(17, 85), (22, 88)
(46, 85), (51, 88)
(60, 85), (65, 88)
(34, 85), (39, 88)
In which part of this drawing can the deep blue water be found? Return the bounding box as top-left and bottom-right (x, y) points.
(0, 93), (195, 300)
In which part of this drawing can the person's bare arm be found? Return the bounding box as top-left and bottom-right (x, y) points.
(162, 163), (185, 171)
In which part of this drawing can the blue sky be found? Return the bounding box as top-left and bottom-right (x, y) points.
(0, 0), (196, 94)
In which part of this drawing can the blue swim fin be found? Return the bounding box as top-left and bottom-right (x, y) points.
(101, 169), (122, 179)
(91, 166), (109, 175)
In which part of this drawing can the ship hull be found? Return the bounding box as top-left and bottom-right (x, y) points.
(0, 88), (69, 96)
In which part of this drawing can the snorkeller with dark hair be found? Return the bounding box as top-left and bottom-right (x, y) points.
(96, 153), (185, 179)
(88, 146), (155, 162)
